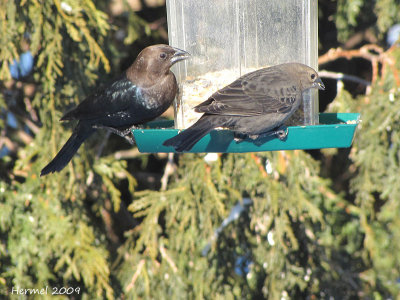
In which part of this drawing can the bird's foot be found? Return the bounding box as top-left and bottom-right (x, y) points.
(233, 132), (248, 143)
(115, 126), (137, 145)
(254, 126), (289, 141)
(94, 125), (137, 145)
(117, 125), (138, 137)
(233, 126), (288, 145)
(123, 134), (136, 145)
(274, 126), (289, 141)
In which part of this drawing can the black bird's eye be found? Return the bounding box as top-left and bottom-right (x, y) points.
(160, 53), (167, 59)
(311, 74), (316, 80)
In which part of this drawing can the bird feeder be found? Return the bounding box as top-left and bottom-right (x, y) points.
(133, 0), (360, 153)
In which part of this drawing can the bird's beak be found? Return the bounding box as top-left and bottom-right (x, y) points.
(170, 47), (191, 64)
(313, 77), (325, 90)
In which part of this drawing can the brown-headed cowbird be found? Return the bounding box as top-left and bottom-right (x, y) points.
(163, 62), (325, 152)
(41, 44), (190, 176)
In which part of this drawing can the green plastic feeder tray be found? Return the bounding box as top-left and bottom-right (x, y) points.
(133, 113), (360, 153)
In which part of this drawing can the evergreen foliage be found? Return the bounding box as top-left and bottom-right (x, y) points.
(349, 47), (400, 296)
(1, 0), (400, 299)
(334, 0), (399, 42)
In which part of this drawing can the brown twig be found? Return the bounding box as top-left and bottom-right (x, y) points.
(318, 44), (400, 87)
(101, 201), (120, 244)
(23, 96), (39, 122)
(125, 259), (146, 292)
(114, 148), (140, 160)
(318, 44), (383, 65)
(160, 153), (176, 191)
(2, 136), (17, 153)
(0, 127), (7, 151)
(343, 28), (378, 49)
(159, 244), (178, 273)
(250, 153), (267, 178)
(23, 117), (40, 135)
(16, 128), (33, 144)
(381, 51), (400, 87)
(319, 44), (384, 85)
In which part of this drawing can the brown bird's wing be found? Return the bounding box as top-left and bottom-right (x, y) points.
(195, 67), (301, 116)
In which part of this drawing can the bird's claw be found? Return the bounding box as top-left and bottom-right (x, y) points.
(117, 126), (137, 145)
(94, 125), (137, 144)
(274, 126), (288, 141)
(253, 126), (289, 141)
(119, 126), (137, 136)
(124, 134), (136, 145)
(234, 126), (289, 144)
(118, 127), (136, 145)
(233, 132), (248, 143)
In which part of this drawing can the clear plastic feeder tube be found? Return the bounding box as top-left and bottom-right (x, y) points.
(167, 0), (319, 129)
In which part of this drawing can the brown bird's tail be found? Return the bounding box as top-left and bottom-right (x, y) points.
(163, 115), (216, 152)
(40, 122), (95, 176)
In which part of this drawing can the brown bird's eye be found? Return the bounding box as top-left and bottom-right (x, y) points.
(160, 53), (167, 59)
(311, 74), (316, 80)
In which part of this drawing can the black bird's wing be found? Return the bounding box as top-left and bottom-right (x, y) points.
(61, 75), (149, 124)
(195, 67), (301, 116)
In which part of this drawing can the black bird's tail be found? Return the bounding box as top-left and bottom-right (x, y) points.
(163, 115), (216, 152)
(40, 122), (95, 176)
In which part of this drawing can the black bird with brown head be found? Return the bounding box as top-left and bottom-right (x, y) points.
(41, 44), (190, 176)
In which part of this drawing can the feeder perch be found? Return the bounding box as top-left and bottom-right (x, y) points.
(133, 0), (359, 153)
(133, 113), (360, 153)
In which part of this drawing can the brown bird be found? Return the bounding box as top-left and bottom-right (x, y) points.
(41, 44), (190, 176)
(163, 62), (325, 152)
